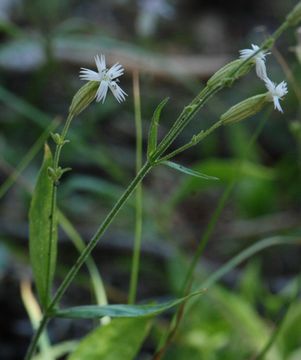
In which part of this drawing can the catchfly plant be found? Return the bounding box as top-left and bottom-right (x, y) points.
(265, 78), (288, 113)
(24, 2), (301, 359)
(79, 54), (127, 103)
(239, 43), (269, 80)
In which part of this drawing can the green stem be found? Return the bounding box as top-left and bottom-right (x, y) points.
(154, 86), (220, 160)
(26, 161), (152, 360)
(159, 119), (224, 162)
(25, 316), (49, 360)
(44, 114), (74, 307)
(129, 71), (143, 304)
(155, 112), (270, 359)
(44, 184), (57, 308)
(47, 161), (152, 311)
(268, 22), (289, 44)
(53, 113), (73, 168)
(154, 18), (290, 165)
(27, 113), (75, 357)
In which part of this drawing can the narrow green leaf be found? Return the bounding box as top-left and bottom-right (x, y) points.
(29, 144), (57, 308)
(52, 290), (204, 319)
(163, 160), (218, 180)
(68, 318), (150, 360)
(147, 97), (169, 158)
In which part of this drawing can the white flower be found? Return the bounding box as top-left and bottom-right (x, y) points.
(265, 78), (288, 113)
(79, 54), (127, 103)
(239, 44), (269, 80)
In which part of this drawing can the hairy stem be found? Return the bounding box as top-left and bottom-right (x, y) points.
(48, 161), (152, 311)
(44, 114), (74, 307)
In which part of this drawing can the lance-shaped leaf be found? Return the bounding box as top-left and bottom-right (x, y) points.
(163, 160), (219, 180)
(68, 318), (151, 360)
(52, 289), (205, 319)
(29, 144), (57, 308)
(147, 97), (169, 158)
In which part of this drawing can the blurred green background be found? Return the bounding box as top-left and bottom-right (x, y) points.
(0, 0), (301, 359)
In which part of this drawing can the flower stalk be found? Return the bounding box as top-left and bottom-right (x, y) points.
(128, 71), (144, 304)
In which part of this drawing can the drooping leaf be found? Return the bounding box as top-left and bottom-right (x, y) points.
(163, 160), (218, 180)
(29, 144), (57, 308)
(147, 97), (169, 158)
(52, 290), (204, 319)
(68, 318), (151, 360)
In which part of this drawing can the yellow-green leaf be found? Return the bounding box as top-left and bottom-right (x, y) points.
(29, 144), (57, 308)
(68, 318), (151, 360)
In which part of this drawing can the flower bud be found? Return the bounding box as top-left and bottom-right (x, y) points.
(50, 132), (62, 145)
(221, 94), (267, 125)
(207, 59), (253, 88)
(287, 2), (301, 27)
(69, 81), (99, 117)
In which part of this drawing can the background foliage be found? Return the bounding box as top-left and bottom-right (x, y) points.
(0, 0), (300, 359)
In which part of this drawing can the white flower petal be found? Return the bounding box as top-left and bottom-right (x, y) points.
(255, 58), (268, 80)
(251, 44), (260, 52)
(239, 48), (254, 59)
(265, 78), (275, 92)
(107, 63), (124, 80)
(100, 54), (106, 69)
(264, 78), (288, 113)
(96, 81), (109, 103)
(239, 43), (269, 80)
(79, 68), (100, 81)
(95, 54), (106, 75)
(273, 96), (283, 113)
(276, 81), (288, 97)
(108, 81), (127, 103)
